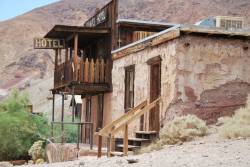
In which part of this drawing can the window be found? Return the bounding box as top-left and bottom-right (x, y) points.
(124, 65), (135, 112)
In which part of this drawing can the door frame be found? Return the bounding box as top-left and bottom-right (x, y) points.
(147, 56), (161, 132)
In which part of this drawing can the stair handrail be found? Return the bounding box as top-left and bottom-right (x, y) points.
(97, 100), (148, 137)
(96, 97), (161, 157)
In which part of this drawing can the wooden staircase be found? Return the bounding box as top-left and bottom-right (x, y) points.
(95, 98), (161, 157)
(112, 131), (158, 156)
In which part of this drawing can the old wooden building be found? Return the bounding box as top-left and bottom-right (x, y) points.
(36, 0), (250, 159)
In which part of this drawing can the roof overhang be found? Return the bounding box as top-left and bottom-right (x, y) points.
(44, 25), (110, 47)
(45, 25), (110, 38)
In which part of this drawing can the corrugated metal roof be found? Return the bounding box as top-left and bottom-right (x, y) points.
(117, 19), (178, 27)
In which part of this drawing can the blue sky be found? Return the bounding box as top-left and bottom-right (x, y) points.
(0, 0), (60, 21)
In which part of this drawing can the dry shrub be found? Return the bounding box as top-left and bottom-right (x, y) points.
(140, 115), (208, 153)
(218, 96), (250, 139)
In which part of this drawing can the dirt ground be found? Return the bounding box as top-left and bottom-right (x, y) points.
(20, 134), (250, 167)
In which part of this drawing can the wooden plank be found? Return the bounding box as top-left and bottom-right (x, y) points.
(79, 59), (84, 82)
(152, 29), (180, 46)
(84, 58), (89, 82)
(73, 33), (78, 81)
(95, 59), (100, 83)
(90, 59), (95, 83)
(100, 59), (105, 83)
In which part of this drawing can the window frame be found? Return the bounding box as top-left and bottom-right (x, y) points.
(124, 65), (135, 112)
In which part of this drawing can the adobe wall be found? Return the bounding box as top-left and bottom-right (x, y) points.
(170, 35), (250, 123)
(109, 40), (179, 137)
(91, 33), (250, 143)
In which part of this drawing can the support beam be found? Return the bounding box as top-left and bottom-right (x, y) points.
(51, 94), (55, 142)
(55, 49), (58, 70)
(61, 93), (65, 144)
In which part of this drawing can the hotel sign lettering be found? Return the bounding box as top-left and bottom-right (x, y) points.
(34, 38), (65, 49)
(85, 7), (108, 27)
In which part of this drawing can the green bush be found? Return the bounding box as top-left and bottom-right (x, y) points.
(52, 117), (79, 143)
(0, 90), (50, 161)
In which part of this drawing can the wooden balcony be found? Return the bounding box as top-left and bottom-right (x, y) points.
(53, 57), (112, 95)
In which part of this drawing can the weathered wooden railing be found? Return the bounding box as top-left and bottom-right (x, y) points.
(96, 97), (161, 157)
(54, 58), (111, 88)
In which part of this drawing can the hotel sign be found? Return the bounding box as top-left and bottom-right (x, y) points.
(84, 7), (108, 27)
(34, 38), (65, 49)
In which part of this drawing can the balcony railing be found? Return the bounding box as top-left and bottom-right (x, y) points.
(54, 58), (111, 89)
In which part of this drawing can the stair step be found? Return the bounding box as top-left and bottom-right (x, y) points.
(116, 137), (150, 142)
(110, 151), (124, 157)
(116, 144), (140, 149)
(135, 131), (158, 135)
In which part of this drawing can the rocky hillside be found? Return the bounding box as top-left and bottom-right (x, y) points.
(0, 0), (250, 111)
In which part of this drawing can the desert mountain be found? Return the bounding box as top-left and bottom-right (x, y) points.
(0, 0), (250, 111)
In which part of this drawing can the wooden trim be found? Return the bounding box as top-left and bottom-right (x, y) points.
(147, 56), (162, 65)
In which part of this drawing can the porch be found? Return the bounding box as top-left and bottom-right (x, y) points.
(44, 25), (112, 95)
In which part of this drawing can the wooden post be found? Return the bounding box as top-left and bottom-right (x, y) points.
(55, 49), (58, 70)
(97, 135), (103, 158)
(58, 49), (62, 63)
(73, 33), (78, 81)
(90, 123), (93, 150)
(72, 86), (75, 122)
(77, 124), (80, 150)
(61, 93), (65, 144)
(51, 93), (55, 142)
(123, 124), (128, 156)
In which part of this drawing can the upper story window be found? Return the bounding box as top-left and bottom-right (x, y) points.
(124, 65), (135, 112)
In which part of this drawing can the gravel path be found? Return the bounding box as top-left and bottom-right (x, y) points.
(22, 135), (250, 167)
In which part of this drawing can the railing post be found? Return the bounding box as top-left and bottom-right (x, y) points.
(123, 124), (128, 156)
(77, 124), (80, 150)
(97, 135), (103, 158)
(90, 123), (93, 150)
(107, 135), (110, 157)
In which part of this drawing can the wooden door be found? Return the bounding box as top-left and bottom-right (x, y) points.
(149, 63), (161, 132)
